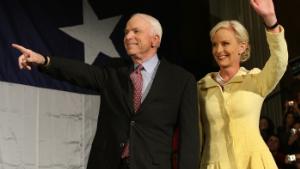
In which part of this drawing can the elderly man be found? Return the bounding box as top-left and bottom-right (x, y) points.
(12, 13), (200, 169)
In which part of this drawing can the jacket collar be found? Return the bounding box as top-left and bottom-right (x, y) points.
(198, 67), (249, 89)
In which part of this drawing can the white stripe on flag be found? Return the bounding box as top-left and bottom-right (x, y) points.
(0, 81), (100, 169)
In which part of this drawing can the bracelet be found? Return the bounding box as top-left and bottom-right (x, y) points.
(42, 55), (49, 66)
(264, 21), (279, 30)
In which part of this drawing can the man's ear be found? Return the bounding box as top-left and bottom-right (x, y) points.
(151, 35), (160, 48)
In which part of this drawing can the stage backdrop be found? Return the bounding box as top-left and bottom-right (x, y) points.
(0, 0), (123, 168)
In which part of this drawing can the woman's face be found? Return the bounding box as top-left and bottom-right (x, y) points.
(211, 28), (245, 69)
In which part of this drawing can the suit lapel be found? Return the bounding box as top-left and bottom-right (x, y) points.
(121, 64), (134, 116)
(138, 58), (168, 113)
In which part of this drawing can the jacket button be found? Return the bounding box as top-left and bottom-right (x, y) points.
(130, 120), (135, 126)
(120, 142), (125, 148)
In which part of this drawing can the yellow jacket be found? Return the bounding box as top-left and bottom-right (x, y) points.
(197, 26), (288, 169)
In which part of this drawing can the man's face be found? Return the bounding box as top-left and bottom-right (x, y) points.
(123, 15), (158, 62)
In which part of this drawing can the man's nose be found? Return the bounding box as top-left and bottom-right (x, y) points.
(125, 31), (134, 40)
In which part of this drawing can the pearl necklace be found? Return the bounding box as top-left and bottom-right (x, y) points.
(215, 72), (227, 86)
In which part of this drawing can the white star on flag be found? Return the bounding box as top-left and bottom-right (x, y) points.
(60, 0), (121, 64)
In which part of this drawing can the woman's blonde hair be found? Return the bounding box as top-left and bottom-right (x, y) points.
(210, 20), (251, 62)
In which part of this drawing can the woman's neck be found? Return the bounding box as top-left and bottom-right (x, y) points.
(219, 66), (240, 83)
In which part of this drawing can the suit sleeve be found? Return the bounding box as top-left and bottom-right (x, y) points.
(39, 57), (107, 92)
(178, 74), (200, 169)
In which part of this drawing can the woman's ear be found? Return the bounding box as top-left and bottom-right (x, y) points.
(239, 42), (247, 55)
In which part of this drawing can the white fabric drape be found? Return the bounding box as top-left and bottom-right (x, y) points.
(0, 81), (100, 169)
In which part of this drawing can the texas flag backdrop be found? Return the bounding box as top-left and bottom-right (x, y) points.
(0, 0), (128, 168)
(0, 0), (211, 168)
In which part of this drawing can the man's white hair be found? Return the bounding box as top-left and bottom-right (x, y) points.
(131, 13), (163, 42)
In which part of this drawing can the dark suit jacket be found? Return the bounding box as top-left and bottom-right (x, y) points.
(40, 57), (200, 169)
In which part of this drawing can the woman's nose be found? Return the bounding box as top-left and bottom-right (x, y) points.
(214, 45), (223, 54)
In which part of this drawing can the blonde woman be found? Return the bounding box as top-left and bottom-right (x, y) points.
(198, 0), (288, 168)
